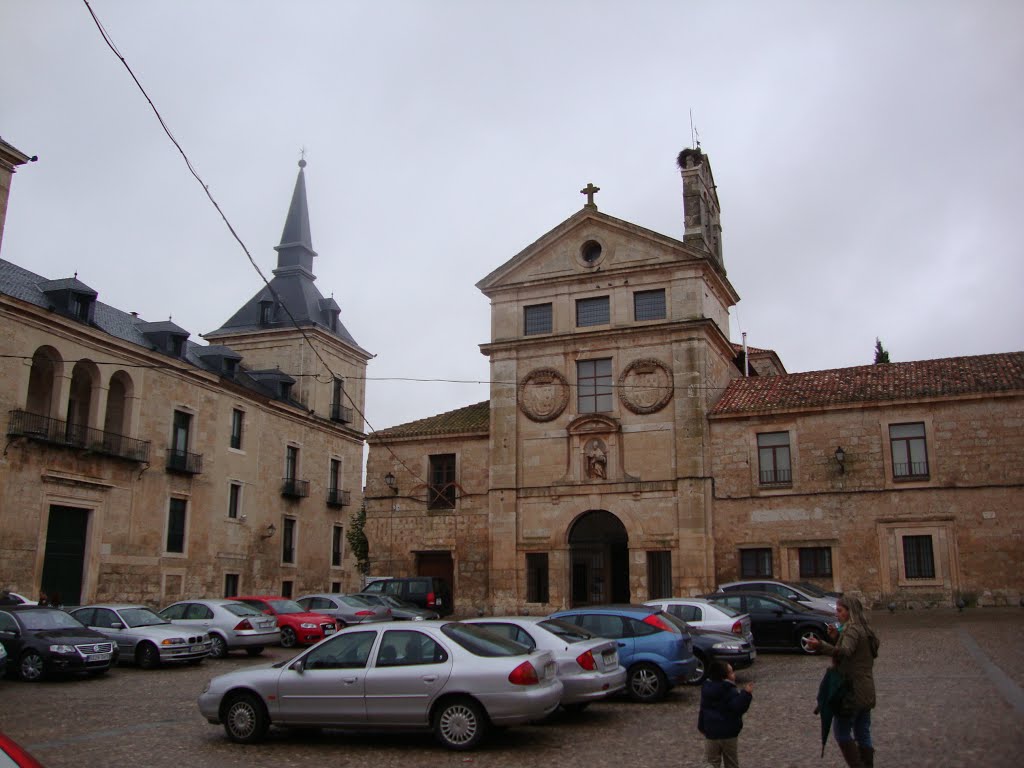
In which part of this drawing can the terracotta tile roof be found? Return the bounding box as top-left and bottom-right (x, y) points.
(369, 401), (490, 440)
(710, 352), (1024, 416)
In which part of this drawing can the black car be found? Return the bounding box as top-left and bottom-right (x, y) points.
(0, 605), (119, 681)
(700, 591), (834, 655)
(361, 577), (453, 617)
(661, 613), (757, 684)
(351, 593), (440, 621)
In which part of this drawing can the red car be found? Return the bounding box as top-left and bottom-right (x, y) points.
(232, 596), (337, 648)
(0, 732), (45, 768)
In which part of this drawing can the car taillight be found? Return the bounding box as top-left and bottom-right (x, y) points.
(233, 619), (252, 630)
(426, 591), (436, 607)
(575, 650), (597, 671)
(508, 661), (540, 686)
(354, 610), (374, 617)
(642, 614), (676, 633)
(731, 620), (744, 635)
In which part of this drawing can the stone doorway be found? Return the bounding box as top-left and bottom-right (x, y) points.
(568, 510), (629, 607)
(40, 505), (90, 606)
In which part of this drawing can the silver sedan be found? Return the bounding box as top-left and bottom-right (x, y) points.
(464, 616), (626, 711)
(69, 604), (211, 668)
(198, 620), (563, 750)
(294, 593), (392, 627)
(643, 598), (754, 645)
(160, 599), (279, 658)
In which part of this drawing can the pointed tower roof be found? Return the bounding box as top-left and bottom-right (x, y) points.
(205, 159), (365, 353)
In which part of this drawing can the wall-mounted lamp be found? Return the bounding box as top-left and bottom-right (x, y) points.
(384, 471), (398, 495)
(834, 446), (846, 474)
(260, 522), (277, 539)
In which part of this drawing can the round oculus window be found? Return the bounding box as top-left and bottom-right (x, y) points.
(580, 240), (603, 265)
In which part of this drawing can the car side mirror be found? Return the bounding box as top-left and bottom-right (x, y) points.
(111, 621), (124, 630)
(291, 659), (305, 674)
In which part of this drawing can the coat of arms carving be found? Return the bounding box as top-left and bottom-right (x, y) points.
(617, 358), (674, 414)
(518, 368), (570, 422)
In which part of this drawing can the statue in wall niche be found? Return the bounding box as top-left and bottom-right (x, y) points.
(585, 439), (608, 480)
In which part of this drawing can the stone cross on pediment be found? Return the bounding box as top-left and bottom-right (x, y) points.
(580, 182), (600, 208)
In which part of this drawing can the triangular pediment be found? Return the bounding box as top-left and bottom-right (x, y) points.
(476, 208), (713, 295)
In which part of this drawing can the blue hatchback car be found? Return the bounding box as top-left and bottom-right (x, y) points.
(549, 605), (697, 702)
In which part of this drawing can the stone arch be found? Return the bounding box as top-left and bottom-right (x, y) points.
(567, 509), (630, 607)
(104, 370), (134, 436)
(25, 345), (64, 418)
(66, 359), (101, 440)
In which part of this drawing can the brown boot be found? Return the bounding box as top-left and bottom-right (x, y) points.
(838, 741), (863, 767)
(858, 746), (874, 767)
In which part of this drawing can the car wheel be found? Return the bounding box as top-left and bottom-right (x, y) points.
(136, 642), (160, 670)
(279, 626), (297, 648)
(209, 634), (228, 659)
(433, 697), (488, 750)
(627, 663), (668, 702)
(685, 651), (708, 685)
(223, 692), (270, 744)
(19, 651), (45, 682)
(245, 647), (264, 657)
(800, 628), (825, 655)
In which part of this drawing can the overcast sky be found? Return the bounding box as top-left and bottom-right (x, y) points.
(2, 1), (1022, 438)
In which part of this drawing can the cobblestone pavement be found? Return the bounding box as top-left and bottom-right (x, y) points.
(1, 608), (1021, 767)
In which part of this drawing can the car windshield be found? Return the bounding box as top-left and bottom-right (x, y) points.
(16, 609), (85, 631)
(224, 603), (264, 617)
(537, 618), (594, 642)
(268, 600), (306, 614)
(441, 622), (531, 657)
(119, 607), (169, 627)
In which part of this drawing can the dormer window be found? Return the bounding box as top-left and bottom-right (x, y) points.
(280, 381), (293, 400)
(169, 336), (185, 357)
(74, 295), (93, 321)
(224, 358), (238, 376)
(329, 310), (340, 332)
(259, 301), (273, 325)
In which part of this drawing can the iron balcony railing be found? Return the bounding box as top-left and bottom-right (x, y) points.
(281, 477), (310, 498)
(7, 409), (151, 463)
(327, 488), (351, 507)
(330, 403), (353, 424)
(166, 448), (203, 474)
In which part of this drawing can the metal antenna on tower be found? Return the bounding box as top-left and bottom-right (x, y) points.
(689, 109), (701, 150)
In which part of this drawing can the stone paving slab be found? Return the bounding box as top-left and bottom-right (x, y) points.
(0, 608), (1021, 767)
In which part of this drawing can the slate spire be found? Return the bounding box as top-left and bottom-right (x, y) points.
(274, 158), (318, 276)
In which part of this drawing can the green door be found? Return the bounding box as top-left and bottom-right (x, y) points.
(41, 505), (89, 605)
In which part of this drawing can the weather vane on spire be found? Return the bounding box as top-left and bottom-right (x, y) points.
(298, 146), (307, 168)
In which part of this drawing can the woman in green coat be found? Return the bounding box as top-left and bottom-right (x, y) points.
(808, 595), (880, 767)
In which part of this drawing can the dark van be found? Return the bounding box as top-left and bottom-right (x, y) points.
(362, 577), (453, 617)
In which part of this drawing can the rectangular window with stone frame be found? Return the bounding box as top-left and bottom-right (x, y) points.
(230, 408), (244, 450)
(228, 481), (242, 519)
(576, 296), (610, 327)
(524, 303), (553, 335)
(577, 358), (613, 413)
(890, 422), (929, 480)
(282, 517), (296, 564)
(757, 432), (792, 485)
(633, 289), (666, 321)
(428, 454), (456, 510)
(740, 548), (773, 578)
(224, 573), (239, 598)
(526, 553), (549, 603)
(902, 534), (936, 579)
(647, 551), (672, 599)
(166, 498), (187, 553)
(798, 546), (832, 578)
(332, 524), (344, 567)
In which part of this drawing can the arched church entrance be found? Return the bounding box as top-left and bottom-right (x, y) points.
(568, 510), (629, 607)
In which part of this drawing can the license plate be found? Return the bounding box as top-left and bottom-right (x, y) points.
(603, 651), (618, 665)
(190, 645), (205, 653)
(87, 653), (111, 662)
(324, 627), (336, 634)
(435, 599), (443, 606)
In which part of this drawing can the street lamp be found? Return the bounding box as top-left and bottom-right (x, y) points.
(384, 471), (398, 494)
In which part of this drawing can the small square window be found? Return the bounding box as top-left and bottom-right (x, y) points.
(740, 548), (772, 578)
(634, 289), (666, 321)
(576, 296), (610, 327)
(524, 303), (553, 335)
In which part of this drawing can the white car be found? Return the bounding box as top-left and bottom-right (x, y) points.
(464, 616), (626, 711)
(643, 598), (754, 645)
(198, 621), (562, 750)
(717, 580), (839, 613)
(0, 592), (37, 606)
(70, 604), (212, 668)
(160, 599), (279, 658)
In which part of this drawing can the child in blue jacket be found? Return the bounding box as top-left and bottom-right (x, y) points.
(697, 661), (754, 768)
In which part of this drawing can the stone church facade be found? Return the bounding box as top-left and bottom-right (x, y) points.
(366, 149), (1023, 614)
(1, 143), (370, 606)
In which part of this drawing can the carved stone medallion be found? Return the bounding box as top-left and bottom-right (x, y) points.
(618, 358), (674, 414)
(518, 368), (569, 422)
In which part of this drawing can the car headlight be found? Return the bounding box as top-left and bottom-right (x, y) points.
(49, 644), (76, 654)
(161, 638), (186, 645)
(711, 642), (745, 651)
(412, 615), (425, 621)
(300, 622), (317, 629)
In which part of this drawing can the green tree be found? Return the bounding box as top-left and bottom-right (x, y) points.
(874, 337), (891, 364)
(346, 502), (370, 575)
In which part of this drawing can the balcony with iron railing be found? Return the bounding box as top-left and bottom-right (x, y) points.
(166, 448), (203, 475)
(7, 409), (151, 463)
(758, 468), (792, 486)
(327, 488), (351, 507)
(330, 403), (353, 424)
(281, 477), (310, 498)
